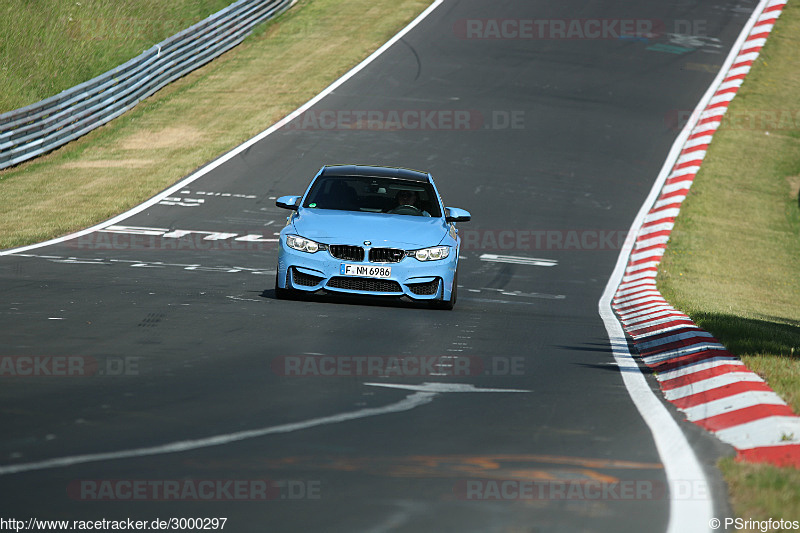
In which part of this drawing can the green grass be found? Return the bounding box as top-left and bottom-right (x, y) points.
(0, 0), (234, 113)
(719, 458), (800, 527)
(657, 1), (800, 520)
(0, 0), (431, 248)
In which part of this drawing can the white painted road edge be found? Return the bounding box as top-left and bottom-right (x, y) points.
(599, 0), (783, 532)
(0, 0), (445, 257)
(611, 0), (798, 468)
(0, 391), (437, 476)
(0, 382), (529, 476)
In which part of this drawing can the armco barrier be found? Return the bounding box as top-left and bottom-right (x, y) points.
(0, 0), (294, 170)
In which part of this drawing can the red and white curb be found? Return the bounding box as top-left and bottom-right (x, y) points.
(612, 0), (799, 468)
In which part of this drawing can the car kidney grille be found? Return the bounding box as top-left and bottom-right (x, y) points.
(328, 245), (364, 261)
(327, 277), (402, 293)
(368, 248), (405, 263)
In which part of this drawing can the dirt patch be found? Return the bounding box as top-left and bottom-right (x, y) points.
(61, 159), (155, 169)
(121, 126), (205, 150)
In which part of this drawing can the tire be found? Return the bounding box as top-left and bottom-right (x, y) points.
(432, 272), (457, 310)
(274, 270), (292, 300)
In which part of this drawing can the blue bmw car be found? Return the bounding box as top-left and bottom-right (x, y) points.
(274, 165), (471, 309)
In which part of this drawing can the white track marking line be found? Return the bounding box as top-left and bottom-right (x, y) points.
(0, 380), (531, 477)
(598, 1), (780, 530)
(0, 391), (436, 477)
(15, 254), (274, 275)
(0, 0), (445, 257)
(364, 382), (530, 393)
(479, 254), (557, 266)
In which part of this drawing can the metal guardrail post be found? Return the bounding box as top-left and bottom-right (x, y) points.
(0, 0), (294, 170)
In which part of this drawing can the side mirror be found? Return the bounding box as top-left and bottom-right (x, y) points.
(276, 195), (301, 210)
(445, 207), (471, 223)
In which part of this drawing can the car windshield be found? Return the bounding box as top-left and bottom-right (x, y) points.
(302, 175), (442, 217)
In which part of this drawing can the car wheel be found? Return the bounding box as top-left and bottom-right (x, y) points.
(432, 272), (457, 310)
(274, 270), (292, 300)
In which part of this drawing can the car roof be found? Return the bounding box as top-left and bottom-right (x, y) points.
(320, 165), (430, 182)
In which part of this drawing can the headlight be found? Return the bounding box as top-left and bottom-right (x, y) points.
(286, 235), (324, 253)
(412, 246), (450, 261)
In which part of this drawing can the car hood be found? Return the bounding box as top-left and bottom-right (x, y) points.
(291, 209), (448, 248)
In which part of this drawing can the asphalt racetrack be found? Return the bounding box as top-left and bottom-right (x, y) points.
(0, 0), (758, 531)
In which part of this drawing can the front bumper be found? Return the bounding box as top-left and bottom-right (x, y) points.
(276, 242), (457, 301)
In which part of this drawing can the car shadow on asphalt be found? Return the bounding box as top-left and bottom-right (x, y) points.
(258, 288), (439, 310)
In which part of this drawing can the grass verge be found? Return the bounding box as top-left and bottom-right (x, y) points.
(0, 0), (431, 249)
(657, 1), (800, 523)
(0, 0), (234, 112)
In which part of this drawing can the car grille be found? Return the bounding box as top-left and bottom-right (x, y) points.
(407, 279), (440, 295)
(327, 277), (402, 293)
(292, 269), (324, 287)
(369, 247), (406, 263)
(328, 245), (364, 261)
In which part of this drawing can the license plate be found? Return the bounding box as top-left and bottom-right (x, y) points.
(340, 264), (392, 278)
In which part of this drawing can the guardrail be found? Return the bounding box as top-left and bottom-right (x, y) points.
(0, 0), (294, 170)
